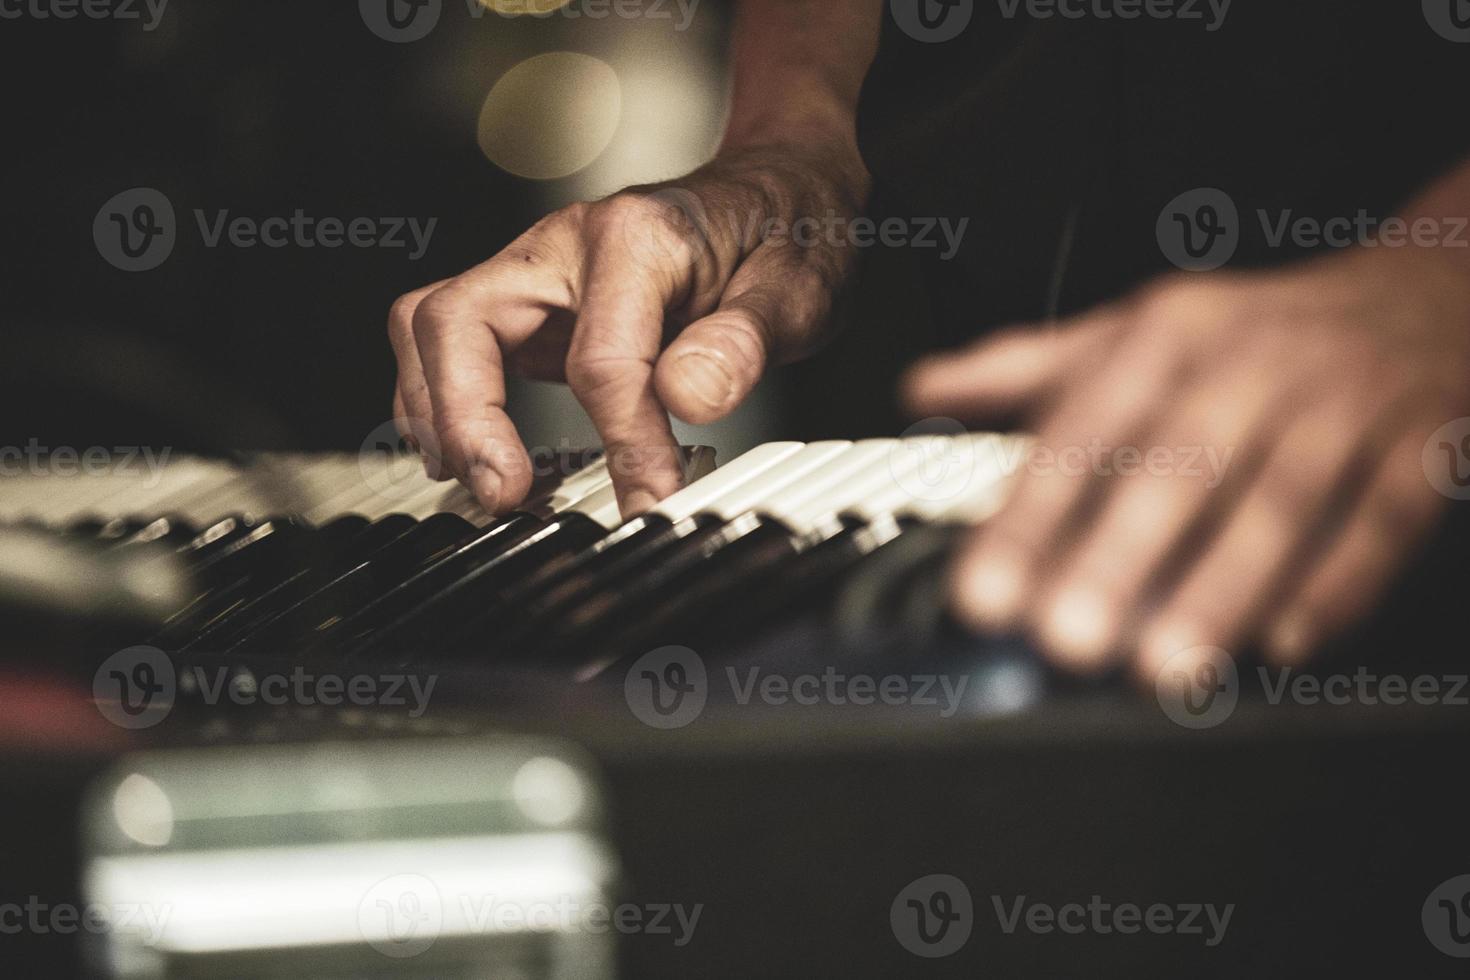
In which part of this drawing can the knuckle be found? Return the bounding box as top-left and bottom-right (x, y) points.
(1364, 474), (1440, 540)
(411, 287), (470, 340)
(387, 292), (427, 353)
(564, 349), (640, 398)
(1135, 277), (1229, 337)
(388, 292), (421, 333)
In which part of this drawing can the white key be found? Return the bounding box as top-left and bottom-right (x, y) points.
(704, 441), (853, 521)
(758, 440), (901, 533)
(650, 442), (806, 521)
(849, 433), (1027, 524)
(780, 436), (954, 531)
(525, 456), (613, 518)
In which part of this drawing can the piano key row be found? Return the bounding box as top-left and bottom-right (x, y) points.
(3, 436), (1021, 675)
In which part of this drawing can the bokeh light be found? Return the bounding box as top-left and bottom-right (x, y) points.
(477, 52), (623, 180)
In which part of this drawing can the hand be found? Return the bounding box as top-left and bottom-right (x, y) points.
(904, 247), (1470, 678)
(389, 142), (867, 517)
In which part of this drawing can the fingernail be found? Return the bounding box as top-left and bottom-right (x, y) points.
(1138, 621), (1206, 684)
(1040, 586), (1115, 668)
(678, 352), (734, 411)
(1267, 613), (1313, 664)
(623, 490), (660, 517)
(954, 551), (1027, 630)
(470, 469), (503, 514)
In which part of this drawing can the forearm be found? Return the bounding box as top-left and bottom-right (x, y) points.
(720, 0), (880, 164)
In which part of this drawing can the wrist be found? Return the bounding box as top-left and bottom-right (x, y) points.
(717, 96), (870, 206)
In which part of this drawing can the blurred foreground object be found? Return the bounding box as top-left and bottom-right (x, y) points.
(82, 736), (613, 979)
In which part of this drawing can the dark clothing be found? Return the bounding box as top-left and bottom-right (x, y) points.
(856, 2), (1470, 342)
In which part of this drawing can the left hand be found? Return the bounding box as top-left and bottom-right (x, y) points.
(904, 246), (1470, 679)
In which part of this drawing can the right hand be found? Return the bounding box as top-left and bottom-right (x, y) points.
(389, 141), (869, 517)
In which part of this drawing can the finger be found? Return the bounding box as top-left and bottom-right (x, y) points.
(567, 240), (685, 517)
(1136, 387), (1384, 681)
(655, 245), (832, 425)
(1264, 418), (1446, 664)
(388, 281), (447, 469)
(902, 312), (1120, 421)
(413, 274), (547, 512)
(948, 314), (1191, 632)
(392, 386), (413, 446)
(1028, 358), (1276, 670)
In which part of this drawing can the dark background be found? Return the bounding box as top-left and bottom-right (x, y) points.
(0, 0), (932, 464)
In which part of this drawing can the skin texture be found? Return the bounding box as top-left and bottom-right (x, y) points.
(390, 0), (1470, 671)
(389, 0), (880, 518)
(904, 232), (1470, 680)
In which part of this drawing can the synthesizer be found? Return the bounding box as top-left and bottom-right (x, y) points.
(0, 436), (1022, 679)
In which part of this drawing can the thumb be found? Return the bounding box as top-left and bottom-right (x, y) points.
(656, 242), (839, 424)
(655, 300), (772, 425)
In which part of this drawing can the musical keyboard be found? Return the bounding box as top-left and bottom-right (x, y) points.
(0, 436), (1023, 682)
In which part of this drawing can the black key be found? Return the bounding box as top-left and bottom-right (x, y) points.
(523, 513), (783, 665)
(562, 518), (803, 676)
(352, 511), (613, 664)
(177, 514), (419, 654)
(457, 512), (703, 648)
(314, 514), (546, 658)
(471, 514), (676, 632)
(229, 512), (481, 656)
(107, 516), (199, 550)
(149, 516), (367, 650)
(714, 516), (915, 640)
